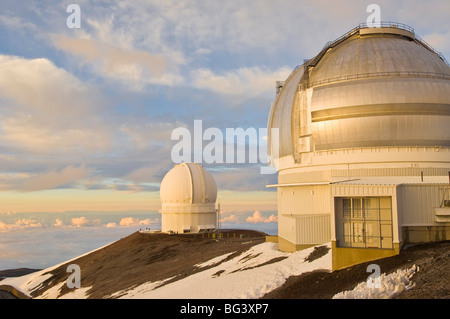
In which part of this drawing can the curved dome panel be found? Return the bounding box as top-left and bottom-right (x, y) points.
(312, 114), (450, 150)
(268, 24), (450, 163)
(160, 164), (192, 204)
(160, 163), (217, 204)
(309, 35), (449, 84)
(268, 66), (304, 160)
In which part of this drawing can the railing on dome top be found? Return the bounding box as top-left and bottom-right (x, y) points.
(290, 22), (449, 77)
(278, 22), (449, 95)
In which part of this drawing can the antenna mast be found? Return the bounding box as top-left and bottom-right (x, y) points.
(217, 202), (221, 236)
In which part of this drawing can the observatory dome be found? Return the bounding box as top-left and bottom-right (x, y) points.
(159, 163), (217, 234)
(268, 23), (450, 165)
(160, 162), (217, 206)
(266, 22), (450, 267)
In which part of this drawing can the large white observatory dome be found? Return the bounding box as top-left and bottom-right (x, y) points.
(160, 162), (217, 206)
(268, 23), (450, 166)
(267, 22), (450, 265)
(160, 163), (217, 233)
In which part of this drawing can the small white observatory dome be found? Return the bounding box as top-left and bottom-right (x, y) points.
(160, 163), (217, 233)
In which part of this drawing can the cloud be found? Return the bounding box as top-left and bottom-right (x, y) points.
(71, 217), (90, 227)
(70, 216), (101, 227)
(120, 121), (185, 151)
(0, 13), (39, 34)
(15, 218), (43, 227)
(20, 165), (92, 192)
(52, 36), (175, 88)
(0, 218), (42, 231)
(264, 214), (278, 223)
(191, 66), (291, 97)
(0, 221), (152, 269)
(0, 55), (111, 154)
(118, 217), (157, 227)
(220, 214), (239, 223)
(246, 211), (277, 223)
(54, 218), (64, 227)
(105, 222), (118, 228)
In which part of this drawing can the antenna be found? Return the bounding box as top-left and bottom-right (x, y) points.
(217, 202), (221, 236)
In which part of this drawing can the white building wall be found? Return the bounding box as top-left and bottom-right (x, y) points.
(162, 212), (216, 233)
(295, 214), (330, 244)
(278, 185), (331, 245)
(279, 185), (330, 215)
(397, 184), (448, 226)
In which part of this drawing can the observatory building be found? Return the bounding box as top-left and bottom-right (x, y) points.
(160, 163), (217, 233)
(267, 22), (450, 270)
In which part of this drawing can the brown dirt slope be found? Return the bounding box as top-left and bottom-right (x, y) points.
(30, 229), (266, 299)
(263, 241), (450, 299)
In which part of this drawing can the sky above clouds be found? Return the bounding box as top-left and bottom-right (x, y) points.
(0, 0), (447, 210)
(0, 0), (449, 267)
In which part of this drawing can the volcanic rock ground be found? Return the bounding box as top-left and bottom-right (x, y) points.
(263, 240), (450, 299)
(1, 231), (448, 299)
(27, 230), (266, 299)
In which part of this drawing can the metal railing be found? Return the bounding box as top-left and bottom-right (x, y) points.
(298, 71), (450, 90)
(278, 22), (449, 95)
(302, 21), (449, 69)
(358, 21), (415, 33)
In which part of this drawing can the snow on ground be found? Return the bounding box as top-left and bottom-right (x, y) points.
(107, 277), (176, 299)
(113, 242), (331, 299)
(1, 241), (114, 298)
(3, 241), (331, 299)
(193, 252), (236, 268)
(333, 264), (418, 299)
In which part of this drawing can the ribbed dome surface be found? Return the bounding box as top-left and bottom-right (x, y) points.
(310, 34), (449, 83)
(268, 24), (450, 164)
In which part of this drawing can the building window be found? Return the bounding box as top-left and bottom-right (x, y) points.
(335, 196), (393, 249)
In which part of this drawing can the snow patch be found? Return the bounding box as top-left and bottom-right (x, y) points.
(58, 286), (92, 299)
(333, 264), (418, 299)
(106, 276), (177, 299)
(194, 252), (236, 268)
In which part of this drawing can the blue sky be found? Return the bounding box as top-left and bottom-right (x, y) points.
(0, 0), (449, 268)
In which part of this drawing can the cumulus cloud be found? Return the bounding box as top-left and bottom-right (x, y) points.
(0, 221), (9, 231)
(0, 218), (42, 230)
(105, 222), (118, 228)
(54, 218), (64, 227)
(246, 211), (277, 223)
(70, 217), (101, 227)
(264, 214), (278, 223)
(119, 217), (156, 227)
(0, 55), (111, 154)
(71, 217), (90, 227)
(15, 218), (43, 227)
(220, 214), (239, 223)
